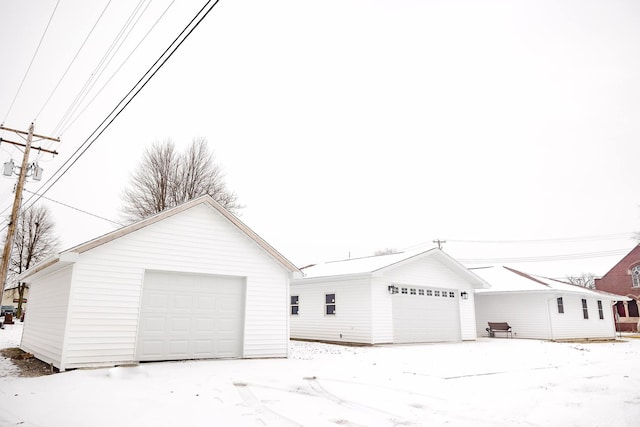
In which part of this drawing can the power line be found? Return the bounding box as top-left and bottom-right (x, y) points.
(56, 0), (177, 138)
(23, 189), (123, 226)
(35, 0), (114, 121)
(459, 248), (632, 264)
(2, 0), (61, 124)
(21, 0), (222, 211)
(52, 0), (149, 136)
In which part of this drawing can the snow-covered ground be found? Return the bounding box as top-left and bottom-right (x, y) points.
(0, 323), (638, 427)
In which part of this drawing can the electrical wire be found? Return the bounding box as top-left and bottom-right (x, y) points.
(35, 0), (114, 122)
(2, 0), (61, 124)
(458, 248), (632, 264)
(21, 0), (222, 213)
(56, 0), (177, 138)
(52, 0), (149, 136)
(22, 189), (123, 226)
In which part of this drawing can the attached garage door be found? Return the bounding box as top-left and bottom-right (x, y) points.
(392, 286), (461, 343)
(137, 270), (245, 361)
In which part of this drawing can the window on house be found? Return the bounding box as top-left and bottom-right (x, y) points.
(426, 290), (433, 296)
(597, 300), (604, 319)
(410, 288), (416, 295)
(557, 297), (564, 314)
(325, 293), (335, 315)
(291, 295), (299, 315)
(401, 288), (408, 294)
(632, 265), (640, 288)
(418, 289), (425, 296)
(434, 290), (440, 297)
(449, 291), (455, 298)
(582, 299), (589, 319)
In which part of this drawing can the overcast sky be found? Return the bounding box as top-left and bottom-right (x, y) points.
(1, 0), (639, 279)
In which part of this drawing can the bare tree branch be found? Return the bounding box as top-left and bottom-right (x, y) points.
(565, 272), (597, 289)
(121, 138), (242, 223)
(4, 204), (60, 317)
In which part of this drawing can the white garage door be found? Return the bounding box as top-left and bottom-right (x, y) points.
(137, 270), (245, 361)
(392, 286), (461, 343)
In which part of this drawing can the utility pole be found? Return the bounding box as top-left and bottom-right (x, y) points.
(433, 239), (446, 249)
(0, 123), (59, 299)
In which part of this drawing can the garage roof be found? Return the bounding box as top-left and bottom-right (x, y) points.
(300, 248), (490, 288)
(19, 195), (300, 281)
(472, 266), (630, 300)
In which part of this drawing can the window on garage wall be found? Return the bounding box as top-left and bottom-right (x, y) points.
(291, 295), (299, 315)
(597, 300), (604, 319)
(582, 299), (589, 319)
(557, 297), (564, 314)
(325, 293), (336, 315)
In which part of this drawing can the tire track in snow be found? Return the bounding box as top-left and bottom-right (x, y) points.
(234, 382), (303, 427)
(304, 377), (415, 426)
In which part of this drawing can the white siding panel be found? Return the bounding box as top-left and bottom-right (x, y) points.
(60, 203), (288, 369)
(459, 293), (477, 340)
(549, 296), (617, 340)
(475, 293), (552, 339)
(20, 265), (73, 370)
(370, 277), (393, 343)
(384, 256), (470, 290)
(290, 277), (373, 344)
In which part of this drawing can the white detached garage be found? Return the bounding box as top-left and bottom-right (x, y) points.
(18, 196), (299, 371)
(290, 249), (489, 344)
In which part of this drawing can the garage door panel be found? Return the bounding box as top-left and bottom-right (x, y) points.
(392, 287), (461, 343)
(137, 271), (245, 361)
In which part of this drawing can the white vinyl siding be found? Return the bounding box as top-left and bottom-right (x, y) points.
(549, 296), (616, 340)
(290, 277), (373, 343)
(27, 203), (290, 370)
(475, 293), (618, 340)
(20, 265), (73, 367)
(475, 293), (551, 339)
(370, 277), (393, 343)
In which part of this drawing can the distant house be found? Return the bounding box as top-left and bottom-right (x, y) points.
(473, 266), (629, 340)
(594, 244), (640, 332)
(17, 196), (300, 371)
(290, 248), (489, 344)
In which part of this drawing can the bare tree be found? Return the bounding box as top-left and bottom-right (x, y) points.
(121, 138), (241, 222)
(565, 272), (597, 289)
(5, 204), (60, 317)
(374, 248), (398, 256)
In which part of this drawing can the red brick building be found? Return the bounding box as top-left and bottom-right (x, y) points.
(594, 244), (640, 332)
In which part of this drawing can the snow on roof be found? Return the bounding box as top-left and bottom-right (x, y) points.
(472, 266), (629, 300)
(300, 248), (490, 289)
(301, 248), (440, 278)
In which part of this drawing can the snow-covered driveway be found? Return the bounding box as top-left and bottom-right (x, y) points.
(0, 323), (638, 426)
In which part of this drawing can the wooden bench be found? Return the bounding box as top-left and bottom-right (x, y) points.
(486, 322), (512, 338)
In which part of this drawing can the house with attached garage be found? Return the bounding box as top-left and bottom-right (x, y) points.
(290, 248), (490, 344)
(472, 266), (629, 340)
(17, 195), (300, 371)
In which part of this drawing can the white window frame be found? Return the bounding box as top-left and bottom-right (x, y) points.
(325, 293), (336, 315)
(291, 295), (299, 315)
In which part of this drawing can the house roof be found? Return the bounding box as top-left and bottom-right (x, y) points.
(19, 195), (300, 281)
(299, 248), (490, 288)
(472, 266), (630, 300)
